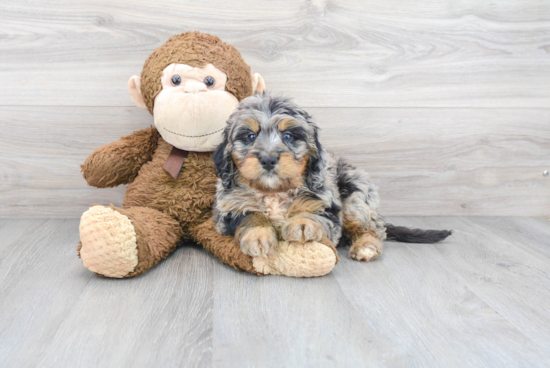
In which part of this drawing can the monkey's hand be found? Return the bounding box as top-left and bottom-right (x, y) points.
(82, 127), (160, 188)
(238, 226), (278, 257)
(282, 215), (324, 243)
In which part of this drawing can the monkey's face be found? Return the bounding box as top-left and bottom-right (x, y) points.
(128, 32), (265, 153)
(223, 97), (318, 192)
(149, 63), (238, 152)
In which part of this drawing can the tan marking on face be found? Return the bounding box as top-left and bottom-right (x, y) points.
(244, 118), (260, 133)
(235, 153), (308, 193)
(277, 153), (308, 184)
(237, 155), (264, 181)
(278, 118), (299, 131)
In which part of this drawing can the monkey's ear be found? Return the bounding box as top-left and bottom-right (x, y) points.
(128, 76), (147, 109)
(213, 132), (235, 189)
(251, 73), (265, 94)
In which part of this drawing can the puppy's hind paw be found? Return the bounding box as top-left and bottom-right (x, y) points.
(348, 233), (384, 262)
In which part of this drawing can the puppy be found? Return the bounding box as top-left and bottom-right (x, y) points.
(213, 93), (451, 260)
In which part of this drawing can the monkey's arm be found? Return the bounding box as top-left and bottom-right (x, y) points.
(81, 127), (160, 188)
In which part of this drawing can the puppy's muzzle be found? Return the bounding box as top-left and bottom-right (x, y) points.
(259, 155), (278, 172)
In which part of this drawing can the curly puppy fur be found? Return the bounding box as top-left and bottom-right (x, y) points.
(213, 93), (451, 260)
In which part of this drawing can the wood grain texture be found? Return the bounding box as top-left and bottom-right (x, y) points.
(0, 0), (549, 107)
(332, 222), (550, 367)
(390, 216), (550, 351)
(1, 217), (550, 366)
(0, 219), (214, 367)
(1, 106), (548, 217)
(0, 0), (548, 216)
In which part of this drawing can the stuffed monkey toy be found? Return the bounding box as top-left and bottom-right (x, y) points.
(77, 32), (338, 278)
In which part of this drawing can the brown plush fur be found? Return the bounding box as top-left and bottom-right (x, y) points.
(114, 206), (183, 277)
(81, 130), (258, 276)
(76, 204), (183, 276)
(140, 31), (252, 113)
(122, 138), (218, 239)
(81, 127), (160, 188)
(79, 31), (260, 277)
(192, 219), (258, 274)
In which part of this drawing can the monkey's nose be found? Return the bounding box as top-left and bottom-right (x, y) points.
(259, 156), (278, 171)
(184, 81), (207, 93)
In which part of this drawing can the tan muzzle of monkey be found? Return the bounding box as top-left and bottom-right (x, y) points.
(153, 89), (239, 152)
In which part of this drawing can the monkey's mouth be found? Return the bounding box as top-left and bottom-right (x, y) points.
(162, 127), (224, 138)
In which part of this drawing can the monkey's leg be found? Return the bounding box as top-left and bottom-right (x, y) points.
(190, 218), (258, 274)
(253, 237), (339, 278)
(191, 219), (338, 277)
(78, 205), (182, 278)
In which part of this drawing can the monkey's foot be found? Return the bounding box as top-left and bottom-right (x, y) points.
(348, 233), (384, 262)
(78, 205), (138, 278)
(252, 238), (338, 277)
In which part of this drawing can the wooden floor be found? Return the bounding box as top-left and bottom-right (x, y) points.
(1, 216), (550, 367)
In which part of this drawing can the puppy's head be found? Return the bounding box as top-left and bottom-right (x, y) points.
(213, 93), (326, 192)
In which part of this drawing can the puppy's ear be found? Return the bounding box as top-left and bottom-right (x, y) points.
(305, 128), (327, 192)
(296, 109), (327, 192)
(213, 131), (235, 189)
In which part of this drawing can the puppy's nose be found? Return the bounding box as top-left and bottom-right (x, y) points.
(259, 155), (278, 171)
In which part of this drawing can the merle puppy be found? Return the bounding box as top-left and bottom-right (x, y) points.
(212, 93), (451, 261)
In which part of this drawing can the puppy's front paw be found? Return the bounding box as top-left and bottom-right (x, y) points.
(348, 233), (384, 262)
(282, 217), (323, 242)
(239, 226), (278, 257)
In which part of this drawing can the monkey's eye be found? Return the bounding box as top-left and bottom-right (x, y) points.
(282, 132), (294, 143)
(247, 133), (256, 142)
(204, 76), (215, 87)
(171, 75), (181, 86)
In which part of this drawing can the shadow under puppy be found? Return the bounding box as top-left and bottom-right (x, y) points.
(213, 93), (451, 261)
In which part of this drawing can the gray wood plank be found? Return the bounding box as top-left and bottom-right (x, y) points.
(386, 216), (550, 352)
(210, 261), (398, 367)
(0, 219), (93, 366)
(332, 230), (550, 367)
(37, 245), (214, 368)
(0, 219), (214, 367)
(0, 0), (549, 107)
(466, 217), (550, 260)
(1, 106), (549, 217)
(2, 218), (550, 367)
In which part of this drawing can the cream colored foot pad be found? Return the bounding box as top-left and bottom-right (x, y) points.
(253, 241), (336, 278)
(79, 206), (138, 278)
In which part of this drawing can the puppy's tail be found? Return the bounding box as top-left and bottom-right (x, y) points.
(385, 224), (452, 243)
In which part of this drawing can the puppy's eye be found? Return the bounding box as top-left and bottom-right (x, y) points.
(247, 133), (256, 142)
(171, 75), (181, 86)
(282, 132), (294, 142)
(204, 76), (215, 87)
